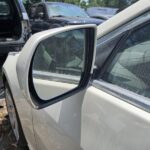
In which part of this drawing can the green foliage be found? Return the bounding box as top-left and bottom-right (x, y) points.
(80, 1), (87, 9)
(64, 0), (80, 5)
(88, 0), (138, 8)
(88, 0), (98, 7)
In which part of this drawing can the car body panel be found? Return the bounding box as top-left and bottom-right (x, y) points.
(2, 53), (37, 150)
(33, 90), (85, 150)
(3, 52), (150, 150)
(81, 86), (150, 150)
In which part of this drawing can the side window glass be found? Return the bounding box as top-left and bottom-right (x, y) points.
(101, 23), (150, 98)
(0, 1), (10, 16)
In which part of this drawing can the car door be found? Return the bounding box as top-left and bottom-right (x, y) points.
(81, 15), (150, 150)
(30, 4), (47, 33)
(30, 12), (150, 150)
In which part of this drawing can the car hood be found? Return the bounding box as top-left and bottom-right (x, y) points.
(52, 17), (104, 25)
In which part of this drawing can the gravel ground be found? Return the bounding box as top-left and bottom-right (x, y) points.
(0, 99), (24, 150)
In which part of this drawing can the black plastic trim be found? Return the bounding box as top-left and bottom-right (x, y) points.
(99, 19), (150, 78)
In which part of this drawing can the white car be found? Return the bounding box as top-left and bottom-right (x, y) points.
(2, 0), (150, 150)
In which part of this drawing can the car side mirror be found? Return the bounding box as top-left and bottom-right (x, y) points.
(16, 25), (97, 109)
(29, 7), (36, 19)
(38, 12), (44, 19)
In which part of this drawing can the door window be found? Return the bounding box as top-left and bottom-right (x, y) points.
(0, 1), (10, 16)
(101, 23), (150, 98)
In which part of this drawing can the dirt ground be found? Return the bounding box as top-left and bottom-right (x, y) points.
(0, 99), (24, 150)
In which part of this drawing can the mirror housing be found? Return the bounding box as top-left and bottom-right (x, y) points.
(16, 25), (97, 109)
(29, 7), (36, 19)
(38, 12), (44, 19)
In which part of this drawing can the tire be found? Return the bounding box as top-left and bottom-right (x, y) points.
(5, 81), (28, 149)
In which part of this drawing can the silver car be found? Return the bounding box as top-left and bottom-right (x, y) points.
(2, 0), (150, 150)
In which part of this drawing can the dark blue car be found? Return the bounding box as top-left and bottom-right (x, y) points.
(87, 7), (118, 20)
(29, 2), (104, 33)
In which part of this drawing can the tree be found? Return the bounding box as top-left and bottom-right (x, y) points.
(80, 1), (87, 9)
(87, 0), (139, 10)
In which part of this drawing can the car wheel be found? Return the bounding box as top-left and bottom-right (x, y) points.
(5, 81), (28, 149)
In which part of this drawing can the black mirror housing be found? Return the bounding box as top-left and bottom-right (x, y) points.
(38, 12), (44, 19)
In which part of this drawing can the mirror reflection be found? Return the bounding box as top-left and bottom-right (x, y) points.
(32, 29), (86, 100)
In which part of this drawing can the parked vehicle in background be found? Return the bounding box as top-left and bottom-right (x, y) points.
(86, 7), (118, 20)
(28, 2), (103, 34)
(2, 0), (150, 150)
(0, 0), (31, 56)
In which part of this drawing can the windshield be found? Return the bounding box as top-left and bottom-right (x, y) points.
(87, 7), (118, 18)
(47, 3), (89, 18)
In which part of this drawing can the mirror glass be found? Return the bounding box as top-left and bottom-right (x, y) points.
(32, 29), (86, 100)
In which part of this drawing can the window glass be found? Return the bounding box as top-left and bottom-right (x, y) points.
(0, 1), (10, 15)
(101, 23), (150, 98)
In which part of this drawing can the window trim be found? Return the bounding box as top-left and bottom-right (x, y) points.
(94, 31), (129, 79)
(93, 80), (150, 113)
